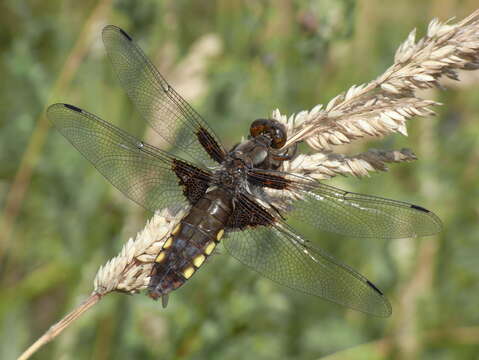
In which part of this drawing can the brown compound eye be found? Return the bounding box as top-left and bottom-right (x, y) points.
(250, 119), (269, 138)
(250, 119), (287, 149)
(270, 122), (287, 149)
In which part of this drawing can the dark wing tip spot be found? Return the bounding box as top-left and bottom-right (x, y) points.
(366, 280), (384, 295)
(64, 104), (83, 113)
(119, 28), (132, 41)
(411, 204), (430, 213)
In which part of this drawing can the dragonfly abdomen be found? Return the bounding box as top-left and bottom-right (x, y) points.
(148, 188), (232, 300)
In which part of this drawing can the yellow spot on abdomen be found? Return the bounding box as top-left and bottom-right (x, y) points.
(216, 229), (225, 241)
(183, 266), (195, 279)
(155, 252), (166, 263)
(172, 224), (181, 236)
(193, 254), (206, 268)
(204, 241), (216, 255)
(163, 237), (173, 249)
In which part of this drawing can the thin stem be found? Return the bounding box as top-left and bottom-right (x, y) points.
(17, 292), (102, 360)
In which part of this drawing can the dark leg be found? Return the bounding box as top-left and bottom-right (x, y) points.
(272, 143), (298, 162)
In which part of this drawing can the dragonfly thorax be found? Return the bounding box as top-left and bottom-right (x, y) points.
(230, 136), (271, 167)
(213, 157), (248, 190)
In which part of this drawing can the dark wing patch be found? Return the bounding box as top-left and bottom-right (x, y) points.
(172, 159), (211, 204)
(118, 28), (132, 41)
(65, 104), (82, 112)
(196, 127), (226, 163)
(247, 170), (292, 190)
(227, 194), (276, 230)
(47, 103), (212, 211)
(366, 280), (384, 295)
(223, 196), (391, 317)
(102, 25), (226, 167)
(248, 169), (442, 239)
(410, 204), (429, 213)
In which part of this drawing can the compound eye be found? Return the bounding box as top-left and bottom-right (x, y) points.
(271, 124), (287, 149)
(250, 119), (269, 137)
(250, 119), (287, 149)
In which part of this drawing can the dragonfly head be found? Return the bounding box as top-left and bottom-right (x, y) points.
(250, 118), (287, 150)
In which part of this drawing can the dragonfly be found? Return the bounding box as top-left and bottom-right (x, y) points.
(47, 25), (442, 316)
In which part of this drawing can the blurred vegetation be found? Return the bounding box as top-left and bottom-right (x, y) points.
(1, 0), (478, 359)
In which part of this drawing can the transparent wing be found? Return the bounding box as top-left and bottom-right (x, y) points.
(47, 103), (211, 212)
(102, 25), (226, 167)
(292, 182), (442, 238)
(224, 196), (391, 317)
(248, 169), (442, 239)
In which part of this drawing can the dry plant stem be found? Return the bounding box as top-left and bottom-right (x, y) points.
(0, 0), (113, 259)
(17, 293), (102, 360)
(94, 208), (182, 295)
(279, 9), (479, 151)
(18, 210), (178, 360)
(282, 148), (417, 180)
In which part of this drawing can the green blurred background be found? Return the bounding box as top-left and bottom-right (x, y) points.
(1, 0), (478, 359)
